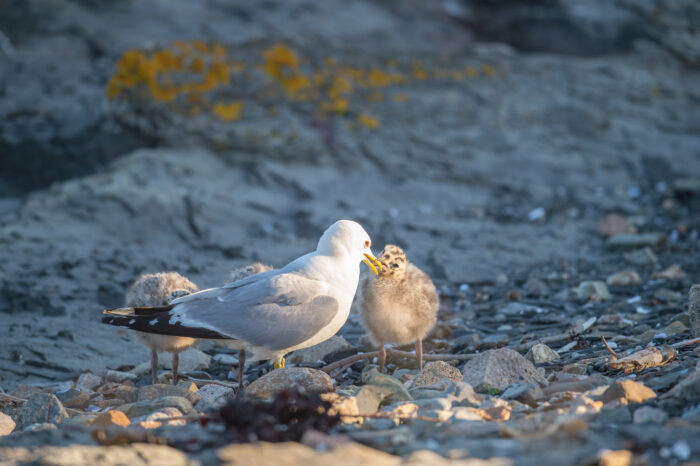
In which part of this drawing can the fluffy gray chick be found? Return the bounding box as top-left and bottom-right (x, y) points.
(125, 272), (199, 384)
(359, 245), (438, 372)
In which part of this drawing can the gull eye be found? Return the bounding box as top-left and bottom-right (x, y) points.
(364, 240), (370, 248)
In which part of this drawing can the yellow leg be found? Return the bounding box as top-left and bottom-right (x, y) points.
(273, 357), (286, 369)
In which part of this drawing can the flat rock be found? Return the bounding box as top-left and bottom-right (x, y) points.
(194, 384), (234, 410)
(55, 389), (90, 410)
(217, 441), (399, 466)
(17, 393), (68, 430)
(662, 370), (700, 402)
(606, 270), (641, 287)
(137, 384), (202, 405)
(117, 396), (195, 419)
(364, 370), (413, 403)
(245, 368), (334, 400)
(525, 344), (559, 363)
(0, 412), (15, 436)
(599, 214), (634, 237)
(501, 382), (545, 407)
(606, 233), (667, 250)
(412, 361), (462, 388)
(461, 348), (545, 392)
(0, 444), (193, 465)
(105, 370), (139, 383)
(75, 372), (103, 393)
(90, 410), (131, 428)
(161, 348), (210, 372)
(287, 336), (354, 364)
(598, 380), (656, 404)
(652, 264), (686, 281)
(576, 281), (612, 301)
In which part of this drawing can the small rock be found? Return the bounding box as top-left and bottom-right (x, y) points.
(195, 384), (234, 410)
(606, 270), (642, 287)
(523, 277), (549, 296)
(461, 348), (546, 393)
(141, 407), (185, 428)
(599, 214), (635, 237)
(137, 384), (202, 405)
(90, 410), (131, 428)
(10, 385), (43, 400)
(55, 389), (90, 410)
(364, 370), (413, 403)
(412, 361), (462, 388)
(0, 412), (15, 436)
(246, 368), (334, 400)
(499, 302), (541, 315)
(113, 385), (139, 403)
(576, 281), (612, 301)
(597, 449), (634, 466)
(606, 233), (667, 250)
(22, 423), (57, 433)
(623, 247), (658, 266)
(670, 440), (691, 461)
(525, 344), (559, 363)
(633, 406), (668, 424)
(17, 393), (69, 430)
(501, 382), (545, 407)
(212, 354), (239, 366)
(663, 370), (700, 402)
(75, 372), (103, 393)
(105, 370), (139, 383)
(654, 288), (682, 303)
(652, 265), (686, 281)
(681, 405), (700, 423)
(163, 348), (210, 372)
(117, 396), (195, 419)
(287, 336), (354, 364)
(599, 380), (656, 404)
(596, 405), (632, 424)
(321, 392), (361, 418)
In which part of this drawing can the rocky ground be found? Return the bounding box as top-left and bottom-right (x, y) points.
(1, 0), (700, 465)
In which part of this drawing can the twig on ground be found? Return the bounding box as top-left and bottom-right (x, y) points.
(182, 375), (240, 390)
(322, 349), (475, 373)
(509, 317), (597, 352)
(0, 393), (84, 415)
(600, 336), (618, 358)
(671, 336), (700, 348)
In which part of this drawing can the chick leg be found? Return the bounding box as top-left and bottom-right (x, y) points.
(379, 345), (386, 373)
(415, 339), (423, 371)
(150, 349), (158, 385)
(171, 352), (179, 385)
(238, 349), (246, 390)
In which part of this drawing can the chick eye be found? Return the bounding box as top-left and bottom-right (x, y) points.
(364, 240), (370, 248)
(391, 263), (399, 268)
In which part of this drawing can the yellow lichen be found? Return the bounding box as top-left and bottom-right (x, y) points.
(357, 113), (380, 129)
(481, 64), (496, 77)
(212, 101), (243, 122)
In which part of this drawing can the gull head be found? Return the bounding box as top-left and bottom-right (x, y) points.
(377, 244), (407, 278)
(317, 220), (383, 275)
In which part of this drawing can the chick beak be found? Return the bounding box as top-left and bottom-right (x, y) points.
(363, 253), (383, 275)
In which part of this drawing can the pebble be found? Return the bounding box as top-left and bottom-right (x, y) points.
(605, 270), (641, 287)
(461, 348), (545, 393)
(411, 361), (462, 387)
(141, 408), (185, 428)
(364, 370), (413, 403)
(599, 214), (634, 237)
(75, 372), (103, 393)
(194, 384), (234, 410)
(245, 367), (334, 400)
(501, 382), (544, 407)
(55, 389), (90, 410)
(17, 393), (68, 430)
(117, 396), (195, 419)
(623, 247), (658, 266)
(525, 344), (559, 363)
(137, 383), (202, 405)
(652, 264), (686, 281)
(90, 410), (131, 428)
(0, 412), (16, 436)
(576, 281), (612, 301)
(105, 370), (139, 383)
(523, 277), (549, 296)
(212, 354), (239, 366)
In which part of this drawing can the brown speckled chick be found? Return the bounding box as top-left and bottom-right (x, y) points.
(125, 272), (200, 384)
(359, 245), (438, 372)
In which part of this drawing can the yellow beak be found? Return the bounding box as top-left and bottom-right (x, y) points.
(363, 253), (383, 275)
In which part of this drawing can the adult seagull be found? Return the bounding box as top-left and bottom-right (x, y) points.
(102, 220), (382, 384)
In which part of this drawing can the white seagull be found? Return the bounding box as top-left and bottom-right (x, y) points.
(102, 220), (382, 378)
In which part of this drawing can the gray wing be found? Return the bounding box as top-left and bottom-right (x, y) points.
(168, 272), (339, 351)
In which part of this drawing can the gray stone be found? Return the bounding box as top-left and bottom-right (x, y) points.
(246, 368), (334, 400)
(652, 265), (686, 281)
(162, 348), (210, 372)
(501, 382), (545, 407)
(606, 270), (641, 287)
(0, 444), (193, 465)
(143, 407), (186, 427)
(22, 422), (58, 433)
(523, 277), (549, 296)
(606, 233), (667, 250)
(287, 336), (354, 364)
(364, 370), (413, 403)
(194, 384), (234, 410)
(525, 344), (559, 363)
(576, 281), (612, 301)
(0, 412), (15, 436)
(596, 405), (632, 424)
(461, 348), (546, 393)
(74, 372), (103, 393)
(663, 370), (700, 402)
(624, 247), (658, 266)
(137, 384), (202, 405)
(105, 370), (139, 383)
(17, 393), (68, 430)
(117, 396), (195, 419)
(55, 389), (90, 410)
(633, 406), (668, 424)
(681, 405), (700, 423)
(411, 361), (462, 388)
(598, 380), (656, 404)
